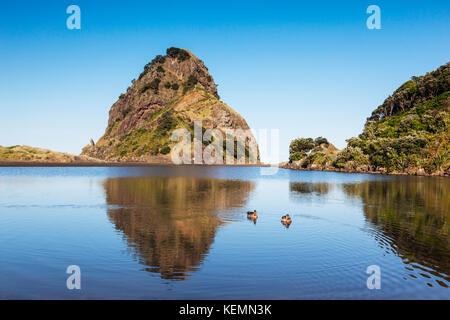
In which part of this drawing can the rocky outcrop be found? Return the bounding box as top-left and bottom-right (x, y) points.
(82, 48), (259, 163)
(282, 137), (340, 171)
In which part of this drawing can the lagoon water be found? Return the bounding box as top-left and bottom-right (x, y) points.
(0, 166), (448, 299)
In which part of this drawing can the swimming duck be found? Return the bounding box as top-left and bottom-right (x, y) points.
(247, 216), (257, 224)
(281, 214), (292, 223)
(247, 210), (258, 219)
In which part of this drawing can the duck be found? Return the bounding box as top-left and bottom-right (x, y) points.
(247, 215), (257, 225)
(281, 214), (292, 223)
(247, 210), (258, 219)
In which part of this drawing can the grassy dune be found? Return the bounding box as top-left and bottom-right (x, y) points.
(0, 145), (102, 163)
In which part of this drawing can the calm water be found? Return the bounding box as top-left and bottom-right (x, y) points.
(0, 166), (448, 299)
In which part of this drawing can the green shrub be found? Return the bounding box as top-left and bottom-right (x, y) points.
(301, 152), (331, 168)
(391, 135), (427, 154)
(289, 152), (304, 162)
(141, 78), (161, 94)
(152, 55), (166, 65)
(314, 137), (329, 146)
(150, 144), (161, 156)
(160, 146), (171, 154)
(289, 138), (315, 155)
(172, 83), (179, 91)
(183, 75), (198, 94)
(334, 146), (369, 168)
(156, 66), (165, 73)
(156, 111), (177, 135)
(166, 47), (190, 62)
(164, 82), (171, 89)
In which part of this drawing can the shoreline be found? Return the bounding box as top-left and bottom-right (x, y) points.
(0, 161), (270, 168)
(0, 160), (447, 177)
(278, 163), (449, 178)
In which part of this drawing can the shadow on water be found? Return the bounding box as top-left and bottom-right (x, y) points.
(103, 176), (254, 280)
(343, 178), (450, 286)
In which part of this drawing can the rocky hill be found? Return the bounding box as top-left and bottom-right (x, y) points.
(285, 62), (450, 176)
(82, 48), (259, 163)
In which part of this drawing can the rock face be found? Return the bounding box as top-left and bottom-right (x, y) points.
(82, 48), (259, 163)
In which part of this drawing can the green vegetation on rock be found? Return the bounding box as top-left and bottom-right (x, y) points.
(341, 63), (450, 174)
(81, 48), (259, 163)
(166, 47), (190, 62)
(288, 137), (339, 168)
(183, 75), (198, 94)
(286, 62), (449, 176)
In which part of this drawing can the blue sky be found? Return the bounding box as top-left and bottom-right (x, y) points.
(0, 0), (449, 162)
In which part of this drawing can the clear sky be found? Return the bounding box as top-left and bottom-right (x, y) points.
(1, 0), (449, 162)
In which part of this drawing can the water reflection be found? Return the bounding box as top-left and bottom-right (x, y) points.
(343, 178), (450, 286)
(289, 182), (332, 204)
(289, 182), (331, 195)
(103, 177), (254, 280)
(281, 220), (292, 229)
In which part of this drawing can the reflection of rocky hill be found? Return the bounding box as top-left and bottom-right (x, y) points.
(343, 179), (450, 281)
(289, 182), (331, 195)
(104, 177), (253, 280)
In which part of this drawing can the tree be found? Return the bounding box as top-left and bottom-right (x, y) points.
(314, 137), (329, 146)
(289, 138), (315, 155)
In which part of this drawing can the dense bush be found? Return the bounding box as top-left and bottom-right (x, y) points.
(288, 137), (334, 162)
(302, 152), (330, 168)
(156, 111), (177, 135)
(156, 66), (165, 73)
(314, 137), (329, 146)
(160, 146), (171, 154)
(289, 138), (315, 155)
(166, 47), (190, 62)
(152, 55), (166, 65)
(141, 78), (161, 94)
(183, 75), (198, 94)
(289, 152), (304, 162)
(368, 63), (449, 121)
(334, 146), (369, 169)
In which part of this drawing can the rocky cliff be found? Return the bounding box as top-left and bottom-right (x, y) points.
(82, 48), (259, 163)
